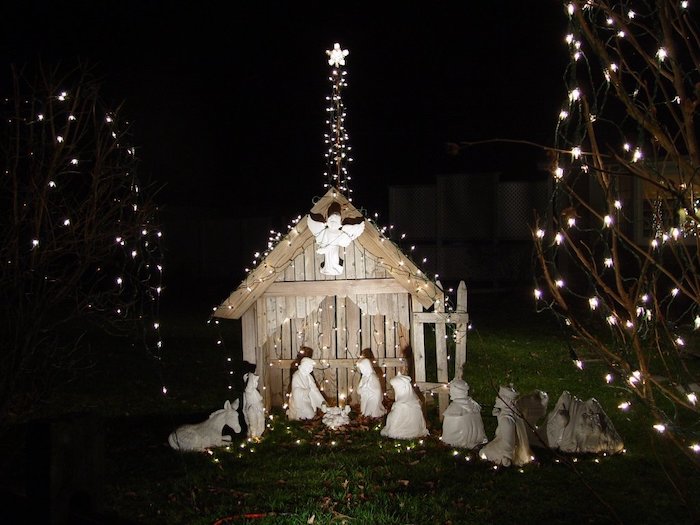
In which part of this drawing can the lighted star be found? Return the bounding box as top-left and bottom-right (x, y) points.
(326, 43), (349, 67)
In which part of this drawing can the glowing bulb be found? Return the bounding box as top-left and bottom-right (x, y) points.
(534, 289), (543, 300)
(589, 297), (599, 310)
(618, 401), (631, 411)
(653, 424), (666, 433)
(604, 215), (612, 227)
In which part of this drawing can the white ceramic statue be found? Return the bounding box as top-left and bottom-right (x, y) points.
(243, 372), (265, 440)
(441, 379), (487, 449)
(546, 391), (624, 454)
(380, 375), (428, 439)
(307, 202), (365, 275)
(515, 389), (549, 447)
(321, 404), (351, 429)
(479, 386), (533, 467)
(356, 358), (387, 418)
(168, 400), (241, 452)
(287, 357), (326, 420)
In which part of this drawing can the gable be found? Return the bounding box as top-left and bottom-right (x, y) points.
(213, 189), (443, 319)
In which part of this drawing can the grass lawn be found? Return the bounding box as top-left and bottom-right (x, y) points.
(1, 288), (699, 524)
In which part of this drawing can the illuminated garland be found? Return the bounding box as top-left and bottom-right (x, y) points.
(0, 64), (167, 401)
(323, 43), (354, 199)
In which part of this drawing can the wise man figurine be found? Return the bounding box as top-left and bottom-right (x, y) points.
(356, 357), (387, 418)
(441, 378), (487, 449)
(243, 372), (265, 440)
(479, 385), (533, 467)
(381, 375), (428, 439)
(307, 202), (365, 275)
(287, 357), (326, 420)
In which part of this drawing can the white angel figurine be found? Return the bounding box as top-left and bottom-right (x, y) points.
(441, 379), (487, 449)
(307, 201), (365, 275)
(243, 372), (265, 440)
(356, 358), (387, 418)
(381, 375), (428, 439)
(286, 357), (326, 420)
(479, 386), (533, 467)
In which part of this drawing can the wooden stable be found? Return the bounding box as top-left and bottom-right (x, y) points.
(214, 189), (468, 413)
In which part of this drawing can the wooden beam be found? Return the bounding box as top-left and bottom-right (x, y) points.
(213, 221), (313, 319)
(263, 278), (407, 298)
(357, 221), (442, 309)
(413, 312), (469, 324)
(454, 281), (468, 379)
(268, 357), (408, 369)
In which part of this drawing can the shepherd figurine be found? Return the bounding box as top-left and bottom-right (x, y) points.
(381, 375), (428, 439)
(441, 378), (487, 449)
(243, 372), (265, 440)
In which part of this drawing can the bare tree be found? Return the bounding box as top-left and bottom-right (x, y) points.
(0, 63), (163, 421)
(533, 0), (700, 463)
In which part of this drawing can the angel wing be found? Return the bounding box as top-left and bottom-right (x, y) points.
(307, 213), (327, 237)
(337, 219), (365, 247)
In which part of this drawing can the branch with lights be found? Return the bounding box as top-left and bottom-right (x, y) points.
(533, 0), (700, 464)
(0, 63), (167, 410)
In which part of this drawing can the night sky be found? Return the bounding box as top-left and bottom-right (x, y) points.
(2, 1), (568, 219)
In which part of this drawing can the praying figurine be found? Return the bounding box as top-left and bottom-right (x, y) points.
(307, 201), (365, 275)
(243, 372), (265, 440)
(356, 357), (387, 418)
(286, 357), (326, 420)
(479, 386), (533, 467)
(441, 378), (487, 449)
(380, 375), (428, 439)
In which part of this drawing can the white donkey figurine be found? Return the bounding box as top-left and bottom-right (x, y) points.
(168, 400), (241, 452)
(243, 372), (265, 440)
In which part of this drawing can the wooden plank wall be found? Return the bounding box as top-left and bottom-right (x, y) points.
(256, 244), (414, 408)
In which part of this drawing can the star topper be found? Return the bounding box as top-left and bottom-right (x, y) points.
(326, 43), (349, 67)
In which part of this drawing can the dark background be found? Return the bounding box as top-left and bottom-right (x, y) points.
(1, 0), (570, 302)
(1, 1), (568, 214)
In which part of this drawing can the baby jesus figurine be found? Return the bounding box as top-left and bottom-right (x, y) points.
(286, 357), (326, 420)
(441, 378), (487, 449)
(356, 358), (387, 418)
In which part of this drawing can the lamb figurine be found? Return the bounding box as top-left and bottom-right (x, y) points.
(168, 400), (241, 452)
(243, 372), (265, 440)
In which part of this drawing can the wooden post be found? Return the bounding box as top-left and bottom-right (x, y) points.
(454, 281), (468, 379)
(410, 295), (426, 384)
(434, 282), (449, 415)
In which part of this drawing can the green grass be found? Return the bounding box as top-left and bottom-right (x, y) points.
(2, 290), (700, 524)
